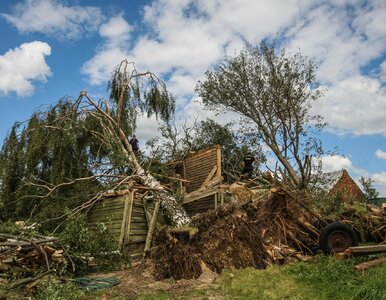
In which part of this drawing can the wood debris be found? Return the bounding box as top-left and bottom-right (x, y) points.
(0, 234), (65, 289)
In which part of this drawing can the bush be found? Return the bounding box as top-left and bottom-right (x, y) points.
(58, 214), (117, 255)
(36, 282), (85, 300)
(58, 215), (124, 275)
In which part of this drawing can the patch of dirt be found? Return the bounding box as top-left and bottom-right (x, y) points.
(89, 259), (219, 299)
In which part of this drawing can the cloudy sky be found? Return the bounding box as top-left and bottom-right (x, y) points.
(0, 0), (385, 195)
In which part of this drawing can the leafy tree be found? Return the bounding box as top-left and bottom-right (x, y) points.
(359, 176), (379, 203)
(0, 124), (24, 219)
(0, 60), (190, 229)
(147, 119), (266, 182)
(193, 119), (265, 181)
(197, 43), (326, 188)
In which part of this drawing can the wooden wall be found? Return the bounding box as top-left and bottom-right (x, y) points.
(87, 191), (157, 255)
(87, 195), (126, 244)
(184, 145), (221, 193)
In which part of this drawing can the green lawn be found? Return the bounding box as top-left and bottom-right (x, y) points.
(138, 256), (386, 300)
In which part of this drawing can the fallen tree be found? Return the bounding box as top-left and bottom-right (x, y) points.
(0, 60), (191, 229)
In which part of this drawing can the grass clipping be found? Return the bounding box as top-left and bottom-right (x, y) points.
(152, 187), (322, 280)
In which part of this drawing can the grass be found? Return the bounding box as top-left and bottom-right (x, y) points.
(32, 255), (386, 299)
(137, 255), (386, 300)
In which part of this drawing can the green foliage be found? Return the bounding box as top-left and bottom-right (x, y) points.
(359, 176), (379, 203)
(197, 42), (326, 188)
(58, 215), (117, 255)
(313, 192), (345, 217)
(0, 221), (23, 235)
(0, 124), (24, 220)
(57, 215), (122, 276)
(0, 100), (107, 229)
(36, 282), (85, 300)
(108, 61), (175, 135)
(286, 256), (386, 300)
(146, 119), (266, 183)
(193, 119), (265, 182)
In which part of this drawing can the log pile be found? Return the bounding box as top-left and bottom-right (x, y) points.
(0, 234), (64, 288)
(152, 187), (323, 280)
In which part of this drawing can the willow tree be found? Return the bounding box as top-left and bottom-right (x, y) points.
(0, 60), (190, 228)
(78, 60), (190, 227)
(197, 43), (325, 189)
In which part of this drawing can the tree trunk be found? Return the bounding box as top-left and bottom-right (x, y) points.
(116, 127), (191, 227)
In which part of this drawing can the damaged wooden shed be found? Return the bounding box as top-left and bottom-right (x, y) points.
(175, 145), (227, 215)
(87, 187), (164, 255)
(87, 145), (227, 255)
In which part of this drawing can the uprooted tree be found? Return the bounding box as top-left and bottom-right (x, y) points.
(196, 43), (326, 189)
(0, 60), (190, 229)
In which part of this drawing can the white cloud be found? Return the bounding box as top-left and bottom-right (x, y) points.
(319, 155), (352, 173)
(79, 0), (386, 139)
(381, 60), (386, 82)
(2, 0), (104, 40)
(81, 16), (133, 85)
(0, 41), (51, 96)
(314, 76), (386, 136)
(375, 149), (386, 160)
(372, 172), (386, 186)
(99, 14), (132, 44)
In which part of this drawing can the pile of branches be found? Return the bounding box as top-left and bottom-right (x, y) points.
(336, 205), (385, 243)
(0, 234), (65, 289)
(152, 187), (324, 280)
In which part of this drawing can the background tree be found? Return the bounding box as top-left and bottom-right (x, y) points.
(359, 176), (379, 203)
(147, 118), (266, 182)
(197, 42), (325, 188)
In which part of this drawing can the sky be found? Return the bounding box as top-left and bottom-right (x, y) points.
(0, 0), (386, 195)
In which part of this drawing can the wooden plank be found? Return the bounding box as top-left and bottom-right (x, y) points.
(88, 208), (124, 216)
(144, 200), (161, 254)
(219, 187), (224, 205)
(130, 229), (149, 235)
(89, 223), (122, 230)
(200, 165), (217, 188)
(216, 146), (222, 177)
(88, 211), (123, 220)
(117, 191), (133, 248)
(182, 188), (218, 205)
(130, 223), (148, 230)
(119, 193), (131, 250)
(128, 235), (147, 243)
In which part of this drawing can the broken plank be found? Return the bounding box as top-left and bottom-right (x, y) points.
(200, 165), (217, 188)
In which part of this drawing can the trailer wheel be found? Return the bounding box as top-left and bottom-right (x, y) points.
(319, 222), (358, 255)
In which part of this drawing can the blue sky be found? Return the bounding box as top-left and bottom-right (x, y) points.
(0, 0), (386, 195)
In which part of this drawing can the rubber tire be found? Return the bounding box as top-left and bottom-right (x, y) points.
(319, 222), (358, 255)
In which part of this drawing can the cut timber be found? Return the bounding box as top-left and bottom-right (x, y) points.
(337, 244), (386, 259)
(354, 257), (386, 272)
(346, 245), (386, 255)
